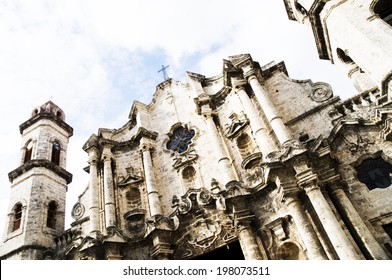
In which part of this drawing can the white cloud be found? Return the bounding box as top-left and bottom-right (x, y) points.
(0, 0), (356, 235)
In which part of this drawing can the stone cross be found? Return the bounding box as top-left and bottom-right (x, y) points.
(158, 65), (169, 81)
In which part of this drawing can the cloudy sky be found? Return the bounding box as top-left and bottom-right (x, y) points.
(0, 0), (356, 232)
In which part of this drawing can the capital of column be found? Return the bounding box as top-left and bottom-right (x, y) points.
(234, 209), (255, 232)
(200, 103), (214, 118)
(277, 178), (300, 204)
(243, 69), (258, 83)
(87, 148), (100, 165)
(140, 143), (155, 153)
(101, 153), (112, 162)
(231, 77), (248, 92)
(282, 191), (302, 207)
(101, 144), (113, 161)
(151, 242), (174, 260)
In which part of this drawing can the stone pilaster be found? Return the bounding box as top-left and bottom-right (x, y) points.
(282, 190), (328, 260)
(105, 244), (122, 260)
(297, 170), (364, 259)
(140, 139), (163, 217)
(202, 106), (237, 188)
(87, 148), (100, 235)
(244, 70), (292, 145)
(234, 210), (263, 260)
(328, 183), (389, 259)
(150, 233), (174, 260)
(102, 146), (116, 229)
(233, 79), (277, 158)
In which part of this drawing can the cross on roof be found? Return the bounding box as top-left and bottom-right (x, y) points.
(158, 65), (169, 81)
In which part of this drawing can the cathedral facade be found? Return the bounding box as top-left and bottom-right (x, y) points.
(1, 0), (392, 260)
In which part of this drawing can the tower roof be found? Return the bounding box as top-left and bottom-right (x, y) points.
(31, 100), (66, 121)
(19, 100), (73, 136)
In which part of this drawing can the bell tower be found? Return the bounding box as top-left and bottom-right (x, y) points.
(283, 0), (392, 97)
(0, 101), (73, 260)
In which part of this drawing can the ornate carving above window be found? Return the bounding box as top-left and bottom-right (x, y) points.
(166, 126), (195, 154)
(225, 112), (248, 139)
(310, 82), (333, 102)
(355, 157), (392, 190)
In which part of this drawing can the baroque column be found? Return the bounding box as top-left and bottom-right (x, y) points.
(235, 210), (263, 260)
(87, 147), (100, 235)
(102, 146), (116, 228)
(233, 79), (277, 158)
(283, 192), (328, 260)
(299, 172), (363, 259)
(140, 139), (163, 217)
(202, 105), (237, 188)
(329, 183), (389, 259)
(245, 70), (292, 145)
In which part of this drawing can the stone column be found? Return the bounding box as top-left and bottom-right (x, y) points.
(284, 193), (328, 260)
(102, 146), (116, 228)
(87, 148), (100, 235)
(234, 82), (277, 157)
(235, 210), (263, 260)
(329, 184), (389, 260)
(203, 108), (237, 188)
(245, 71), (292, 145)
(106, 244), (122, 260)
(140, 140), (163, 217)
(301, 178), (364, 259)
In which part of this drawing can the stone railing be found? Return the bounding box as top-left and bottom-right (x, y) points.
(329, 90), (380, 122)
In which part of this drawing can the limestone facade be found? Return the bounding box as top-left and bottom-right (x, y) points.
(54, 54), (392, 260)
(1, 0), (392, 260)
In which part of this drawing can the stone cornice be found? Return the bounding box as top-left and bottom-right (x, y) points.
(133, 127), (158, 142)
(19, 112), (73, 136)
(82, 133), (100, 152)
(0, 244), (53, 260)
(8, 159), (73, 184)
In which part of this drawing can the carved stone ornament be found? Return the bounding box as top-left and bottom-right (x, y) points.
(188, 218), (222, 249)
(172, 195), (193, 215)
(310, 82), (333, 102)
(196, 188), (213, 206)
(266, 140), (306, 163)
(71, 202), (85, 220)
(225, 112), (249, 139)
(172, 148), (198, 169)
(341, 129), (374, 155)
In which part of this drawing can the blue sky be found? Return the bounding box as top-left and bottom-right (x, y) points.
(0, 0), (356, 231)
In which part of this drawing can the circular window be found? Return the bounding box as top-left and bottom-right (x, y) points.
(166, 126), (195, 153)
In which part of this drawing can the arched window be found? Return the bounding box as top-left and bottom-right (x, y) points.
(374, 0), (392, 26)
(166, 126), (195, 153)
(46, 201), (57, 229)
(12, 203), (23, 232)
(51, 141), (61, 165)
(355, 157), (392, 190)
(24, 141), (33, 163)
